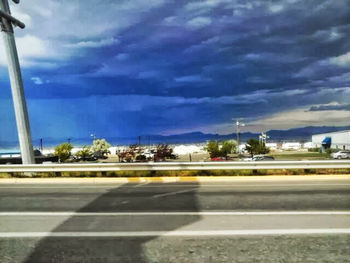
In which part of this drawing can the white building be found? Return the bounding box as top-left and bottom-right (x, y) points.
(266, 143), (277, 150)
(312, 130), (350, 150)
(303, 142), (314, 149)
(281, 142), (301, 150)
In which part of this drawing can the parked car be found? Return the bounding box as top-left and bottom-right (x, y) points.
(243, 155), (275, 161)
(211, 157), (233, 161)
(331, 151), (350, 159)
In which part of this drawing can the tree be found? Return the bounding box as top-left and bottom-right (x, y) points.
(75, 146), (93, 161)
(54, 142), (73, 162)
(154, 144), (176, 161)
(206, 140), (220, 158)
(91, 139), (111, 159)
(206, 140), (237, 158)
(220, 140), (237, 158)
(245, 138), (270, 157)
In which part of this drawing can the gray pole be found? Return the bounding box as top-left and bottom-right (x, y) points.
(236, 120), (240, 154)
(0, 0), (35, 164)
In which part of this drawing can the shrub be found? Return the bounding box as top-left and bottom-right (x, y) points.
(54, 143), (73, 162)
(206, 140), (237, 158)
(308, 147), (320, 152)
(206, 141), (220, 158)
(245, 139), (270, 156)
(75, 146), (93, 161)
(91, 139), (111, 159)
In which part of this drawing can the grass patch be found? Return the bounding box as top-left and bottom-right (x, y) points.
(271, 152), (329, 160)
(1, 168), (349, 178)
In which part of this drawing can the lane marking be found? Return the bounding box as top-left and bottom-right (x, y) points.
(152, 189), (195, 198)
(1, 211), (350, 216)
(0, 183), (349, 189)
(1, 229), (350, 237)
(133, 182), (150, 187)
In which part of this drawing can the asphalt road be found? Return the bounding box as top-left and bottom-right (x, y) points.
(0, 178), (350, 262)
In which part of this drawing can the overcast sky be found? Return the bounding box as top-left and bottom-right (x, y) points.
(0, 0), (350, 144)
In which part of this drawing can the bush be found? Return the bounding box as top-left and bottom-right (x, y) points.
(75, 146), (94, 161)
(206, 141), (220, 158)
(220, 140), (237, 157)
(245, 139), (270, 156)
(206, 140), (237, 158)
(308, 147), (320, 152)
(91, 139), (111, 159)
(325, 148), (338, 155)
(54, 143), (73, 162)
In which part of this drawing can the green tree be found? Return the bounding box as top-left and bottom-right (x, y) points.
(220, 140), (237, 158)
(206, 140), (220, 158)
(245, 138), (270, 157)
(75, 146), (92, 161)
(91, 139), (111, 159)
(54, 142), (73, 162)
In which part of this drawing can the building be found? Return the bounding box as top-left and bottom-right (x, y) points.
(312, 130), (350, 150)
(266, 143), (277, 150)
(281, 142), (301, 150)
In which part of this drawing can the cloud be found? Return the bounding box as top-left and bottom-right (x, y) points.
(115, 53), (129, 61)
(0, 35), (54, 67)
(329, 52), (350, 67)
(136, 71), (159, 79)
(244, 53), (261, 60)
(174, 75), (211, 83)
(65, 38), (120, 48)
(247, 107), (350, 132)
(312, 27), (345, 42)
(31, 77), (43, 85)
(2, 0), (350, 141)
(269, 4), (284, 13)
(11, 10), (32, 28)
(187, 17), (212, 29)
(309, 102), (350, 111)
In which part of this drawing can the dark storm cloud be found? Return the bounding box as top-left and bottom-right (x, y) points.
(1, 0), (350, 142)
(309, 103), (350, 111)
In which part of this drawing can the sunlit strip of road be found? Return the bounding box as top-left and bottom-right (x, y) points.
(0, 183), (350, 189)
(1, 229), (350, 237)
(1, 211), (350, 216)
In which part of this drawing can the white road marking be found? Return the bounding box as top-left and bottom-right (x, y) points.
(133, 182), (150, 187)
(152, 189), (195, 198)
(1, 229), (350, 237)
(0, 211), (349, 216)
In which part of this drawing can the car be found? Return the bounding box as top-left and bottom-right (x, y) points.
(252, 155), (275, 161)
(242, 155), (275, 161)
(331, 151), (350, 159)
(211, 157), (232, 161)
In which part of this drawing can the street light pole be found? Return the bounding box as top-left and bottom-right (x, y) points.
(0, 0), (35, 164)
(234, 118), (245, 154)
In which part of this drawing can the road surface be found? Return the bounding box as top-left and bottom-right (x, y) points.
(0, 177), (349, 262)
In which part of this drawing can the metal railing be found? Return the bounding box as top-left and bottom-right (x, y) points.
(0, 160), (349, 173)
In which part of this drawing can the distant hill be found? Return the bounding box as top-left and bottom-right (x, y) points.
(2, 126), (350, 149)
(108, 126), (350, 144)
(265, 126), (350, 141)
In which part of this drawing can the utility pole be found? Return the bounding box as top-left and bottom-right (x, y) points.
(0, 0), (35, 164)
(234, 118), (245, 154)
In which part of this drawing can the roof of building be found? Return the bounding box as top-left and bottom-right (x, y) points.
(312, 130), (350, 137)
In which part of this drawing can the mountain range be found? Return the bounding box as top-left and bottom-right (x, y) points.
(1, 125), (349, 149)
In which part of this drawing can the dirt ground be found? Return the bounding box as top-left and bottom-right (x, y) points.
(101, 150), (331, 163)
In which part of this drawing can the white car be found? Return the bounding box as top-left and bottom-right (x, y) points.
(331, 151), (350, 159)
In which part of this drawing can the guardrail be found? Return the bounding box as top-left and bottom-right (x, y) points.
(0, 160), (350, 173)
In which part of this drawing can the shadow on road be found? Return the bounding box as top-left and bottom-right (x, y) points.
(24, 182), (200, 263)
